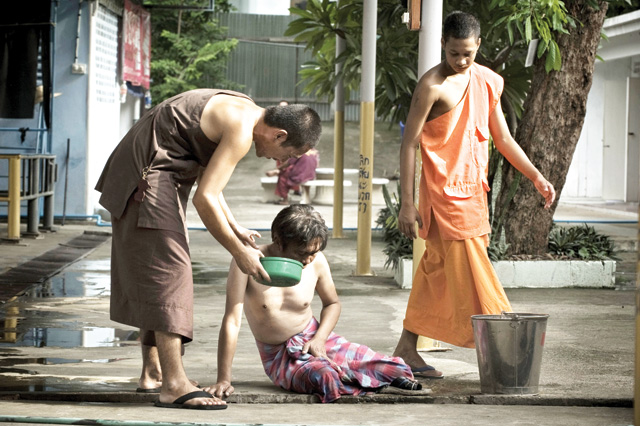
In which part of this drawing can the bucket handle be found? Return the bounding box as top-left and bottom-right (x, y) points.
(501, 311), (519, 320)
(501, 311), (524, 329)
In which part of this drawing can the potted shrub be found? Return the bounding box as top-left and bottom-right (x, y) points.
(375, 182), (413, 287)
(492, 223), (619, 288)
(377, 183), (619, 288)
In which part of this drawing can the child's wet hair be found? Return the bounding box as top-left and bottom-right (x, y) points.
(271, 205), (329, 252)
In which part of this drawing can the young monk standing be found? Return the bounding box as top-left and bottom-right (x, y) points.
(392, 11), (555, 378)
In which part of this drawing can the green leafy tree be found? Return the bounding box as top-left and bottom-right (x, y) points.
(147, 0), (240, 104)
(494, 0), (609, 254)
(285, 0), (535, 126)
(288, 0), (636, 255)
(445, 0), (635, 254)
(286, 0), (418, 125)
(285, 0), (533, 241)
(376, 182), (413, 270)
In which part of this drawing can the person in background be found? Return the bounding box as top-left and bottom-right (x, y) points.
(266, 148), (320, 205)
(265, 100), (320, 205)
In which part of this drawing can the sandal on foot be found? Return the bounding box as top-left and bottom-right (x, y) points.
(378, 378), (432, 396)
(411, 365), (444, 379)
(136, 387), (160, 393)
(154, 390), (227, 410)
(390, 377), (422, 391)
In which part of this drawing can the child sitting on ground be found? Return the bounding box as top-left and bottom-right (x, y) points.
(204, 205), (427, 403)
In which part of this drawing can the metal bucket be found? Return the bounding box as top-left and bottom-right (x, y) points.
(471, 312), (549, 395)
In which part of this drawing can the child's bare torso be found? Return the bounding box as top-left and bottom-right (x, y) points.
(243, 265), (319, 345)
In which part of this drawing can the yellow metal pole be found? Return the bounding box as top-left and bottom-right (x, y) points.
(1, 306), (19, 343)
(413, 151), (441, 351)
(356, 102), (375, 275)
(414, 0), (443, 351)
(333, 16), (346, 239)
(332, 110), (345, 238)
(355, 0), (376, 276)
(412, 149), (426, 278)
(7, 156), (21, 241)
(414, 148), (436, 350)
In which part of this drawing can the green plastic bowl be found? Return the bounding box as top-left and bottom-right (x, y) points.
(259, 257), (303, 287)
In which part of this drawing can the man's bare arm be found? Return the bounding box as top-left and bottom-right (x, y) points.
(218, 192), (260, 249)
(398, 75), (439, 239)
(489, 101), (556, 208)
(302, 253), (341, 358)
(203, 259), (248, 398)
(193, 109), (268, 280)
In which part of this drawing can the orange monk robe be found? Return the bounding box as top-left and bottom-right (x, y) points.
(403, 63), (512, 348)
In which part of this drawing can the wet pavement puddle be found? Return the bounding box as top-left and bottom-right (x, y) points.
(191, 262), (229, 285)
(0, 379), (129, 393)
(0, 259), (226, 354)
(0, 323), (139, 348)
(0, 356), (129, 365)
(0, 355), (130, 389)
(0, 258), (221, 389)
(20, 265), (111, 299)
(0, 265), (139, 352)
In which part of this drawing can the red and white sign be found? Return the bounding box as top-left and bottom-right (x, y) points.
(122, 0), (151, 89)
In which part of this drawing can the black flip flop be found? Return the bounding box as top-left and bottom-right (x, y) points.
(390, 377), (422, 391)
(154, 390), (228, 410)
(136, 387), (160, 393)
(379, 377), (432, 396)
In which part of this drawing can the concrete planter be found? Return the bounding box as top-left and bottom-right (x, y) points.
(393, 258), (413, 289)
(492, 259), (616, 288)
(394, 259), (616, 289)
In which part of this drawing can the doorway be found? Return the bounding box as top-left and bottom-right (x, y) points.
(602, 78), (637, 201)
(626, 77), (639, 202)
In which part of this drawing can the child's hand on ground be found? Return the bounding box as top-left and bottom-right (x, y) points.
(202, 381), (235, 399)
(533, 175), (556, 209)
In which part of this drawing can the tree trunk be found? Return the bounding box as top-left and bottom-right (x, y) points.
(494, 0), (608, 255)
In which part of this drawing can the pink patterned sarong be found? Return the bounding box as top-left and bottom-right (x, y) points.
(255, 317), (414, 403)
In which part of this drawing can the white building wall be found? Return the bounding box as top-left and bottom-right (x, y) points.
(561, 11), (640, 201)
(86, 5), (122, 215)
(564, 58), (632, 199)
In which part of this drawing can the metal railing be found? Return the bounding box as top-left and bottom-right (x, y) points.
(0, 154), (57, 241)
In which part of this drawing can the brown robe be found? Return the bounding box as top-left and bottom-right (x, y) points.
(95, 89), (252, 343)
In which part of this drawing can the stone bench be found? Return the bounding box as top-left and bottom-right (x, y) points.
(301, 179), (353, 205)
(260, 176), (280, 203)
(261, 174), (389, 205)
(371, 177), (390, 205)
(314, 169), (389, 205)
(314, 167), (359, 180)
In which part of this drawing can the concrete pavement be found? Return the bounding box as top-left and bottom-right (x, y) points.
(0, 120), (637, 425)
(0, 196), (636, 425)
